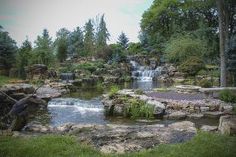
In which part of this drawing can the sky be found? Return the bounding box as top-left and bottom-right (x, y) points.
(0, 0), (153, 46)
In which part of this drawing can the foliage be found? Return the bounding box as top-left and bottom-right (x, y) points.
(84, 19), (95, 55)
(67, 27), (84, 57)
(108, 85), (120, 98)
(109, 44), (126, 62)
(75, 61), (104, 73)
(140, 0), (218, 55)
(198, 79), (212, 88)
(125, 99), (154, 119)
(16, 39), (32, 78)
(179, 56), (205, 77)
(164, 34), (207, 64)
(95, 14), (110, 50)
(134, 89), (144, 95)
(117, 32), (129, 49)
(219, 90), (236, 103)
(0, 75), (13, 86)
(127, 42), (143, 55)
(55, 28), (69, 62)
(33, 29), (55, 66)
(0, 26), (17, 73)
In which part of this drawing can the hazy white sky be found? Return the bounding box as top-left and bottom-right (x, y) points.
(0, 0), (153, 46)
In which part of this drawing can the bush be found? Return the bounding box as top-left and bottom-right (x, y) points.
(108, 85), (120, 98)
(219, 90), (236, 103)
(179, 56), (205, 77)
(125, 99), (154, 119)
(134, 89), (144, 95)
(198, 79), (212, 88)
(164, 34), (207, 64)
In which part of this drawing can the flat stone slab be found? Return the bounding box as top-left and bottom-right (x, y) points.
(23, 121), (197, 154)
(200, 125), (218, 132)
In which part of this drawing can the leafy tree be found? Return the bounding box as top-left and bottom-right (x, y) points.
(96, 14), (110, 50)
(164, 34), (207, 64)
(55, 28), (69, 62)
(0, 26), (17, 75)
(117, 32), (129, 49)
(33, 29), (54, 66)
(84, 19), (95, 55)
(216, 0), (236, 87)
(68, 27), (84, 57)
(140, 0), (218, 54)
(16, 39), (32, 78)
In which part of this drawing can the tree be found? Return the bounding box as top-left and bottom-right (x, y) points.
(140, 0), (218, 54)
(67, 27), (84, 57)
(55, 28), (70, 62)
(0, 26), (17, 75)
(84, 19), (95, 55)
(16, 39), (32, 78)
(117, 32), (129, 49)
(96, 14), (110, 49)
(34, 29), (54, 66)
(164, 34), (208, 64)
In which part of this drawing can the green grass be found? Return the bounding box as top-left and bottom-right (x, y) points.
(0, 75), (15, 86)
(0, 132), (236, 157)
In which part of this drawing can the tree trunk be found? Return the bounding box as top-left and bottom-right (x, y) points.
(217, 0), (229, 87)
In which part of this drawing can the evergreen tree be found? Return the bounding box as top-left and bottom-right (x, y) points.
(68, 27), (84, 57)
(16, 38), (32, 78)
(55, 28), (70, 62)
(34, 29), (54, 66)
(96, 14), (110, 49)
(0, 26), (17, 74)
(117, 32), (129, 49)
(84, 19), (95, 55)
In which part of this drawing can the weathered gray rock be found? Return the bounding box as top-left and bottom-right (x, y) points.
(200, 125), (218, 132)
(218, 115), (236, 135)
(200, 107), (210, 112)
(187, 113), (204, 119)
(204, 111), (224, 118)
(1, 84), (35, 94)
(167, 111), (187, 120)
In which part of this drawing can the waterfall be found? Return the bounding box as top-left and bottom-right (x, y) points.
(130, 60), (162, 81)
(48, 98), (105, 126)
(60, 73), (75, 82)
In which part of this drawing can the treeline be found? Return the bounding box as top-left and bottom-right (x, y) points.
(0, 15), (131, 78)
(140, 0), (235, 63)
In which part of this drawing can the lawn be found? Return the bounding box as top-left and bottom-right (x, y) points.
(0, 132), (236, 157)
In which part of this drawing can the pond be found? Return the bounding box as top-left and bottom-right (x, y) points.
(31, 80), (218, 128)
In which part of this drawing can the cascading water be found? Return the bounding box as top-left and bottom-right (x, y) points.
(130, 60), (162, 81)
(60, 73), (75, 82)
(48, 98), (106, 126)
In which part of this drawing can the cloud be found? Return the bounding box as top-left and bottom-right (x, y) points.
(0, 0), (153, 46)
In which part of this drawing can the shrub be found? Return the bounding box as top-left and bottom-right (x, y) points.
(125, 99), (154, 119)
(198, 79), (212, 88)
(179, 56), (205, 77)
(219, 90), (236, 103)
(108, 85), (120, 98)
(134, 89), (144, 95)
(164, 34), (207, 64)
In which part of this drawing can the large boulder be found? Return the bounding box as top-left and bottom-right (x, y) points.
(26, 64), (48, 80)
(218, 115), (236, 135)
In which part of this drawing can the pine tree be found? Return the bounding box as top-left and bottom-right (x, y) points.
(117, 32), (129, 49)
(84, 19), (95, 55)
(56, 28), (70, 62)
(68, 27), (84, 57)
(96, 14), (110, 49)
(34, 29), (54, 66)
(16, 38), (32, 78)
(0, 26), (17, 74)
